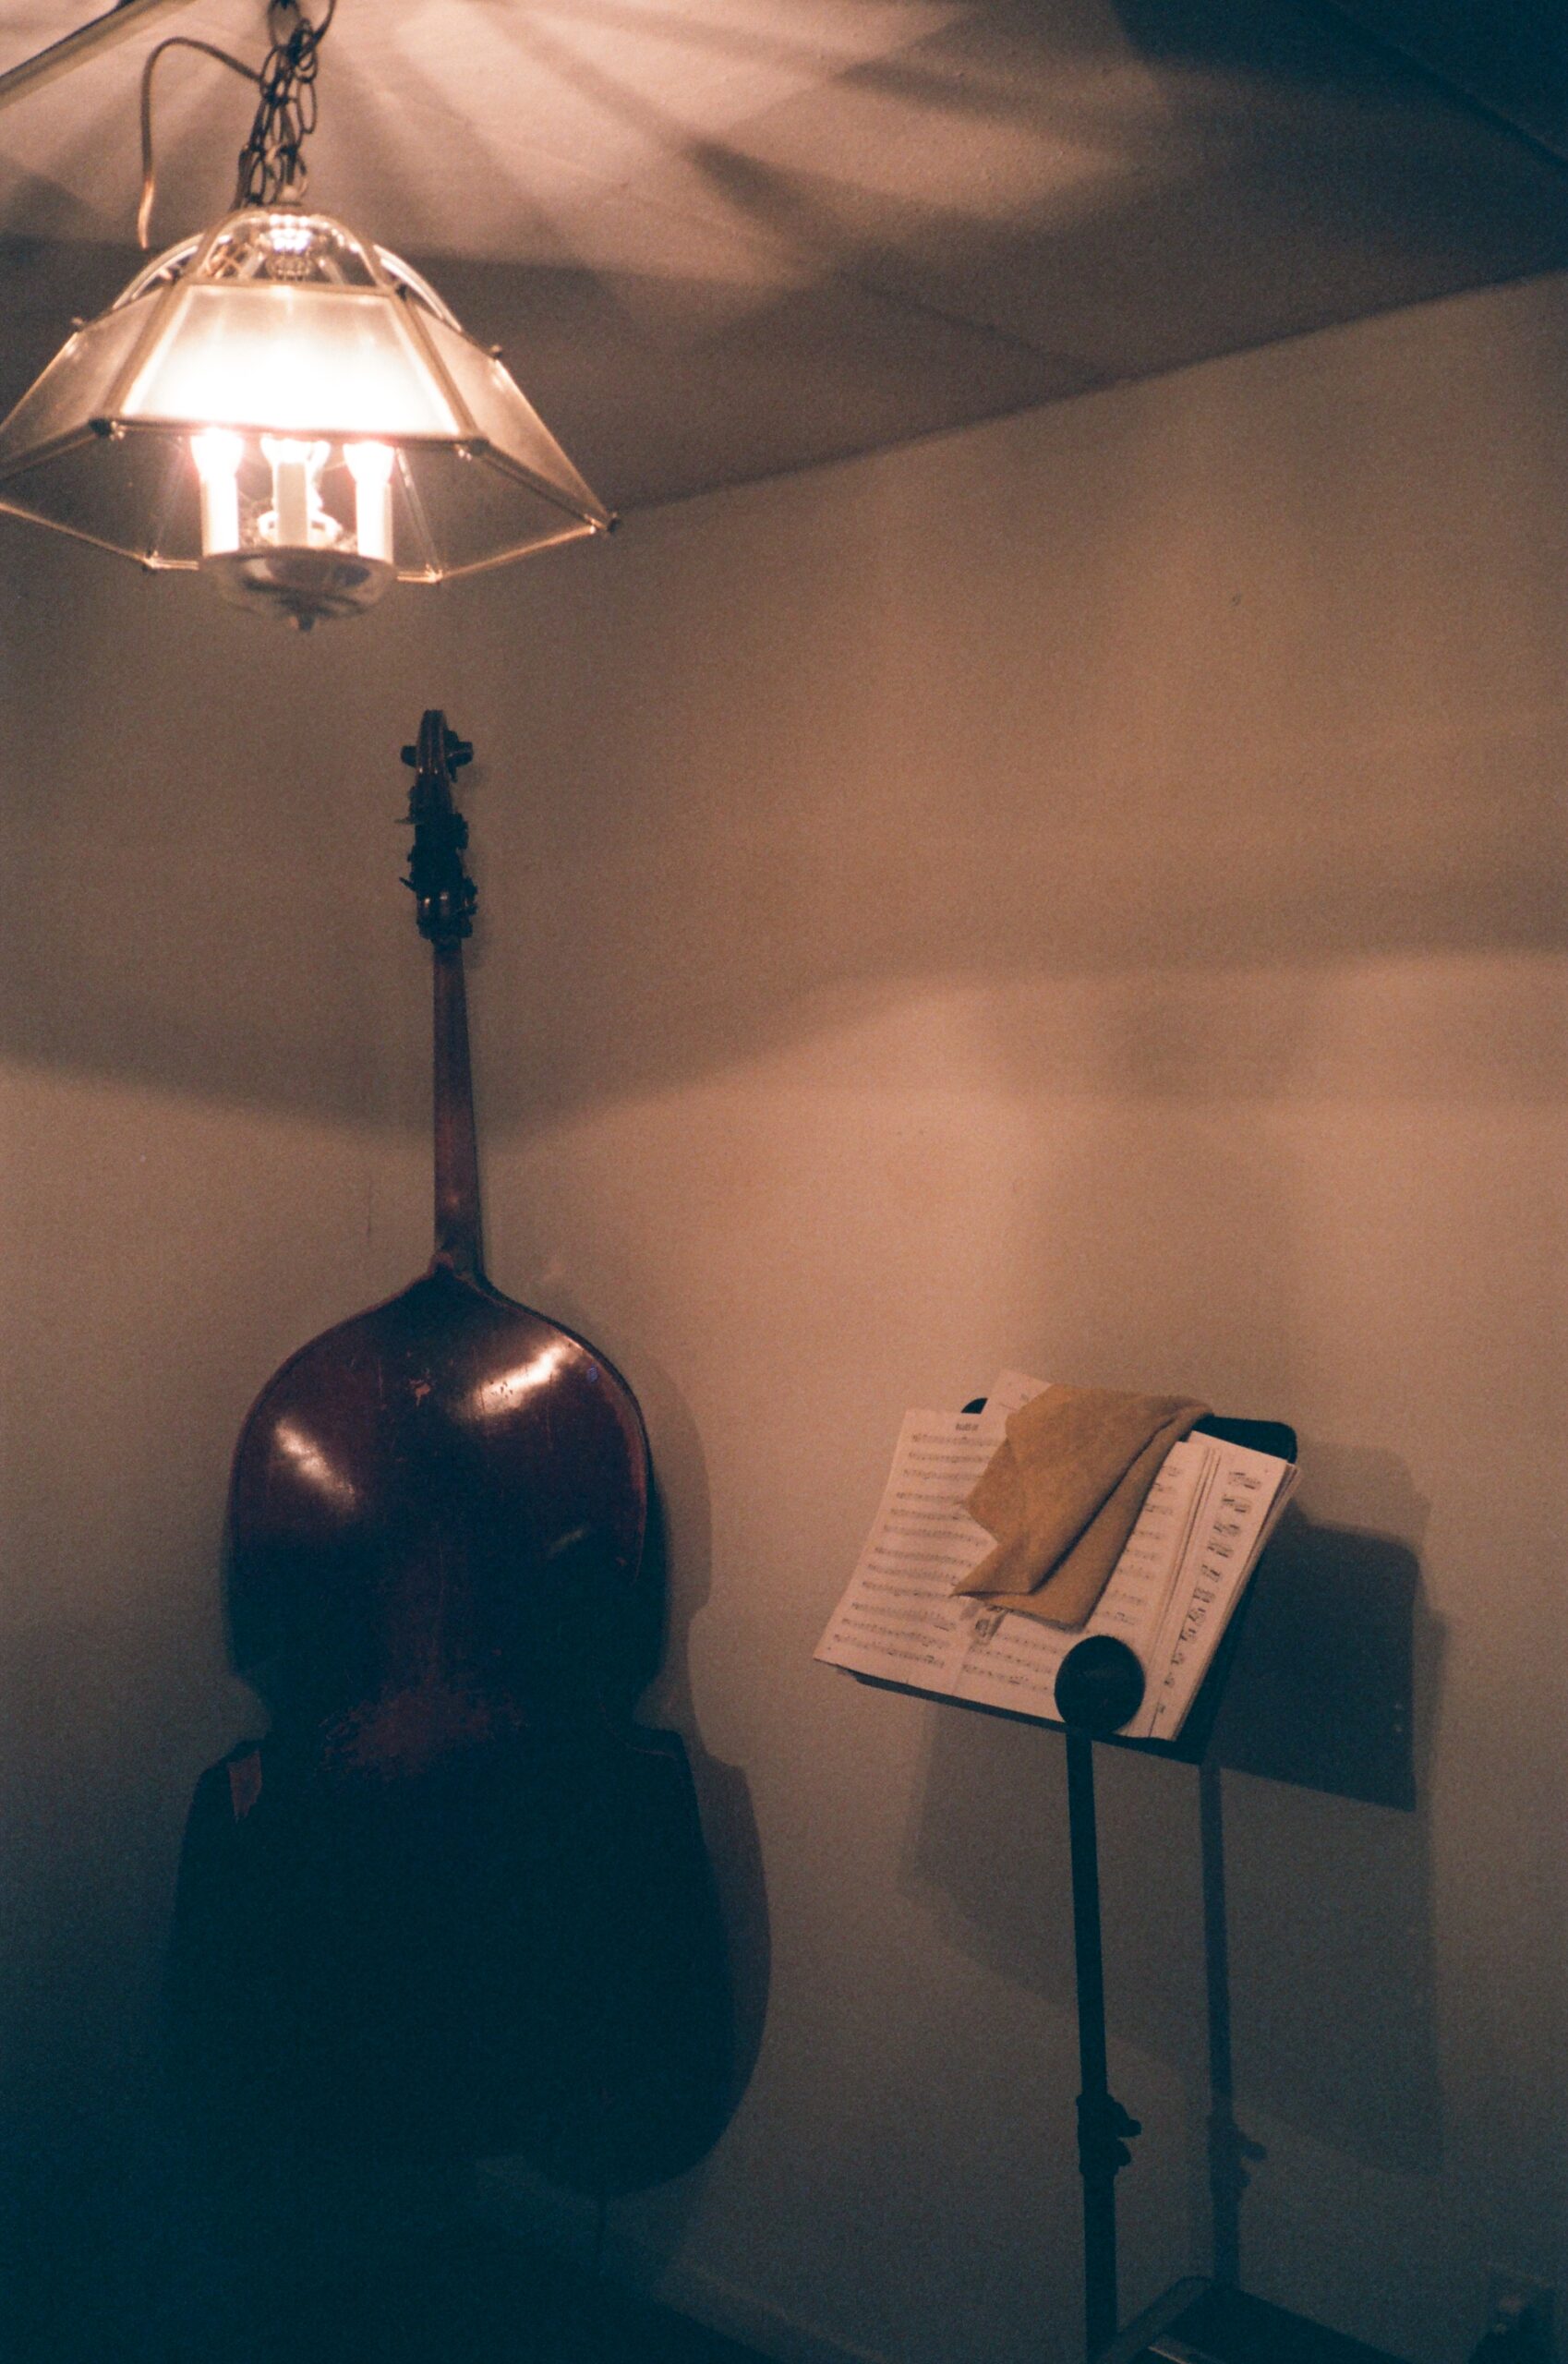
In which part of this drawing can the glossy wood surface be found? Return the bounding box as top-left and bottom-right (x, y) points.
(224, 714), (657, 1769)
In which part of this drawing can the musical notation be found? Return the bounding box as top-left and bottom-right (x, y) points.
(816, 1374), (1298, 1742)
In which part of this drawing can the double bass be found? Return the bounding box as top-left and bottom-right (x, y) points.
(168, 715), (728, 2192)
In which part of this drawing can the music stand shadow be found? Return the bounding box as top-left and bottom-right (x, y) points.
(1208, 1507), (1427, 1812)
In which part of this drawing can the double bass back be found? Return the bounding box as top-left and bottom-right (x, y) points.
(227, 713), (657, 1748)
(170, 716), (726, 2185)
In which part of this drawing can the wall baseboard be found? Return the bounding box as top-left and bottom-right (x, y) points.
(473, 2165), (893, 2364)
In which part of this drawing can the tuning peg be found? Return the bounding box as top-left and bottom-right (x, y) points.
(401, 735), (472, 770)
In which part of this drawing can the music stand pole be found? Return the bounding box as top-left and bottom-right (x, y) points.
(1058, 1640), (1147, 2361)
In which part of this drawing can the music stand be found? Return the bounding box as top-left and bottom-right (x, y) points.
(848, 1412), (1296, 2360)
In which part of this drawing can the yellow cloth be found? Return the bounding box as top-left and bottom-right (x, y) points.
(955, 1384), (1209, 1627)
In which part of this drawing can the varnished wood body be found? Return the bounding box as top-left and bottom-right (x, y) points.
(226, 1263), (657, 1765)
(225, 711), (657, 1767)
(197, 718), (725, 2185)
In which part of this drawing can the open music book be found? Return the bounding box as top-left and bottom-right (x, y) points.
(814, 1372), (1297, 1741)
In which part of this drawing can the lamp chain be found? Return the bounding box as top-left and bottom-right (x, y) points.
(234, 0), (337, 208)
(136, 0), (337, 250)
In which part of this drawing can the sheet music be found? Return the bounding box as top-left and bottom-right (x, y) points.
(816, 1377), (1297, 1741)
(1091, 1436), (1218, 1652)
(980, 1368), (1051, 1421)
(1139, 1442), (1299, 1739)
(816, 1399), (1222, 1726)
(812, 1411), (997, 1687)
(954, 1434), (1217, 1721)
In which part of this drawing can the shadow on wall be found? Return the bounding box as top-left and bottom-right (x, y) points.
(533, 1305), (774, 2135)
(1213, 1473), (1440, 1815)
(0, 1598), (245, 2364)
(902, 1447), (1444, 2265)
(1, 270), (1566, 1141)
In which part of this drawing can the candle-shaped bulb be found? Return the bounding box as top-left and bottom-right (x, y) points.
(260, 435), (328, 549)
(345, 440), (395, 566)
(191, 428), (244, 555)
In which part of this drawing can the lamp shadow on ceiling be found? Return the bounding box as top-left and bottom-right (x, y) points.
(0, 1), (1565, 1135)
(1, 245), (1566, 1145)
(4, 0), (1565, 512)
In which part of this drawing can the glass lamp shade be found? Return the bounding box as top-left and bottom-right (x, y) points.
(0, 206), (612, 626)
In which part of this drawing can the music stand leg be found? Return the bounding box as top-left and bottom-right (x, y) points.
(1199, 1760), (1264, 2290)
(1066, 1731), (1142, 2360)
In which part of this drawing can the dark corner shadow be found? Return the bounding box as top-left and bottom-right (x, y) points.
(637, 1478), (771, 2159)
(899, 1441), (1444, 2210)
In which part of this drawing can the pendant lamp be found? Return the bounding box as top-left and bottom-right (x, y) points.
(0, 2), (612, 628)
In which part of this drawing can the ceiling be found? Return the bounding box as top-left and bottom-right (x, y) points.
(0, 0), (1564, 513)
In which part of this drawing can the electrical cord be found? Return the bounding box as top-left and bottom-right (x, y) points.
(137, 35), (257, 247)
(136, 0), (337, 250)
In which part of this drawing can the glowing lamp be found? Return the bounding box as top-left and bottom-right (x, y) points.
(0, 204), (613, 628)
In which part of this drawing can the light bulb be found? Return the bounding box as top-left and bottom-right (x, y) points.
(191, 428), (244, 555)
(345, 440), (395, 565)
(259, 434), (332, 549)
(266, 215), (314, 257)
(193, 428), (394, 628)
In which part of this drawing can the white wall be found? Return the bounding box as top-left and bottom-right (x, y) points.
(2, 267), (1564, 2364)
